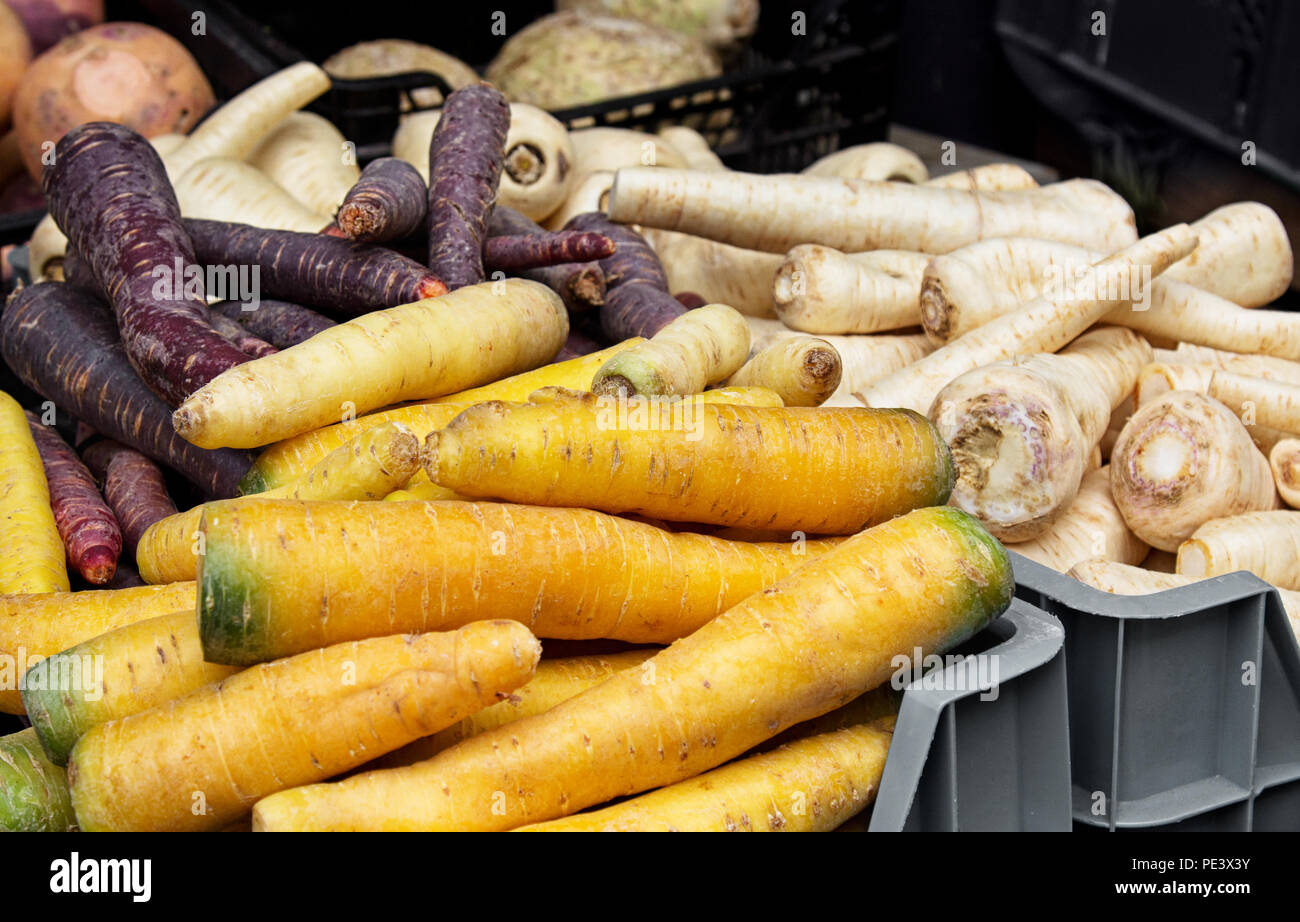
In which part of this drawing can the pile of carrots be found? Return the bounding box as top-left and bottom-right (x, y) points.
(0, 53), (1296, 832)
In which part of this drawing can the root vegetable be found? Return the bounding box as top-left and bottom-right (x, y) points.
(0, 729), (74, 831)
(0, 282), (255, 498)
(0, 392), (67, 595)
(22, 611), (237, 765)
(591, 303), (749, 396)
(545, 169), (615, 231)
(163, 61), (330, 180)
(517, 720), (892, 831)
(1110, 391), (1280, 551)
(336, 157), (426, 243)
(1271, 439), (1300, 509)
(174, 157), (331, 233)
(859, 225), (1196, 413)
(426, 84), (511, 290)
(27, 214), (67, 279)
(566, 212), (685, 339)
(1135, 363), (1292, 452)
(727, 335), (842, 407)
(196, 499), (842, 664)
(0, 3), (32, 128)
(656, 126), (724, 170)
(1118, 282), (1300, 362)
(1176, 511), (1300, 591)
(247, 111), (360, 217)
(174, 279), (567, 449)
(209, 298), (335, 350)
(1161, 202), (1292, 307)
(43, 122), (251, 405)
(423, 396), (953, 533)
(250, 505), (1011, 831)
(925, 163), (1037, 191)
(323, 39), (477, 111)
(484, 230), (615, 270)
(642, 229), (783, 317)
(930, 327), (1152, 541)
(803, 142), (928, 183)
(80, 441), (176, 556)
(207, 311), (277, 358)
(555, 328), (606, 360)
(24, 412), (121, 584)
(1206, 370), (1300, 435)
(1010, 467), (1148, 572)
(0, 581), (196, 713)
(499, 104), (576, 222)
(488, 205), (607, 313)
(555, 0), (759, 51)
(67, 620), (541, 831)
(4, 0), (103, 55)
(1161, 343), (1300, 384)
(571, 127), (689, 182)
(607, 169), (1137, 254)
(1069, 558), (1300, 621)
(773, 245), (930, 333)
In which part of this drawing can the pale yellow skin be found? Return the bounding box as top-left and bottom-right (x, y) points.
(858, 225), (1197, 413)
(247, 111), (360, 216)
(1135, 363), (1290, 453)
(592, 303), (750, 396)
(174, 157), (330, 232)
(1177, 511), (1300, 592)
(774, 245), (930, 334)
(163, 62), (331, 180)
(1271, 439), (1300, 509)
(138, 422), (419, 583)
(173, 279), (569, 449)
(1011, 467), (1148, 572)
(925, 163), (1038, 191)
(0, 392), (67, 596)
(516, 721), (893, 832)
(727, 336), (842, 407)
(803, 143), (928, 183)
(607, 169), (1137, 255)
(1161, 344), (1300, 384)
(68, 621), (541, 832)
(1160, 202), (1292, 307)
(1110, 391), (1280, 552)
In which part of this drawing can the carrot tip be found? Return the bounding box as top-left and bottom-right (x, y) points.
(77, 548), (119, 585)
(419, 278), (449, 299)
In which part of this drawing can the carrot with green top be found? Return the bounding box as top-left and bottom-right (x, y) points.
(1, 728), (76, 831)
(0, 391), (68, 595)
(196, 499), (843, 665)
(591, 303), (750, 396)
(23, 610), (239, 765)
(422, 393), (953, 533)
(67, 620), (541, 831)
(138, 421), (419, 583)
(251, 506), (1012, 831)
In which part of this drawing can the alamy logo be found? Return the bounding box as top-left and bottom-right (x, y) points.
(890, 647), (1000, 701)
(50, 853), (151, 902)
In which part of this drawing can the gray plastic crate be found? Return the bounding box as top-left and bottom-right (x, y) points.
(1012, 552), (1300, 831)
(869, 597), (1071, 831)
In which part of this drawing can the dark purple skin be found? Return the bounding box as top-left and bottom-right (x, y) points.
(427, 85), (510, 290)
(209, 298), (336, 350)
(488, 206), (606, 313)
(184, 219), (447, 317)
(674, 291), (708, 309)
(5, 0), (98, 54)
(553, 328), (607, 362)
(565, 212), (686, 340)
(42, 123), (250, 406)
(338, 158), (428, 244)
(484, 231), (615, 270)
(206, 311), (278, 358)
(81, 440), (179, 557)
(1, 283), (255, 499)
(60, 246), (102, 298)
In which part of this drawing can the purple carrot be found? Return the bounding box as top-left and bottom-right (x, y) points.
(427, 85), (510, 289)
(207, 311), (278, 358)
(209, 299), (336, 349)
(43, 122), (250, 406)
(484, 231), (615, 271)
(675, 291), (708, 309)
(488, 206), (607, 313)
(24, 412), (122, 585)
(554, 328), (607, 362)
(338, 158), (428, 244)
(184, 219), (447, 317)
(81, 440), (179, 557)
(565, 212), (686, 340)
(0, 283), (255, 498)
(61, 246), (101, 298)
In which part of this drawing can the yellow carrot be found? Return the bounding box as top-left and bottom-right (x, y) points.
(591, 304), (750, 397)
(68, 620), (541, 831)
(196, 499), (843, 664)
(0, 728), (76, 832)
(382, 481), (462, 502)
(251, 506), (1012, 831)
(727, 336), (842, 407)
(0, 391), (67, 594)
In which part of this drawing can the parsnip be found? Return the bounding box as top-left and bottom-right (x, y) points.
(657, 126), (725, 171)
(1110, 391), (1280, 551)
(1160, 343), (1300, 384)
(773, 246), (930, 334)
(1135, 363), (1293, 453)
(1270, 439), (1300, 509)
(1207, 371), (1300, 435)
(571, 127), (687, 182)
(924, 163), (1038, 191)
(545, 169), (616, 231)
(931, 327), (1151, 541)
(174, 158), (330, 233)
(27, 214), (66, 279)
(1177, 511), (1300, 591)
(643, 228), (784, 316)
(802, 142), (928, 183)
(1160, 202), (1292, 306)
(1011, 467), (1148, 572)
(592, 303), (749, 396)
(248, 111), (360, 217)
(727, 336), (842, 407)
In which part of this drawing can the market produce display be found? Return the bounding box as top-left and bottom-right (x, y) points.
(1, 4), (1298, 836)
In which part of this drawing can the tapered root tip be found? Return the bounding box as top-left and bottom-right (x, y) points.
(77, 547), (118, 585)
(172, 405), (197, 439)
(591, 374), (636, 397)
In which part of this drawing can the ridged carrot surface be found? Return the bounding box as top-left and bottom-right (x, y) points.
(196, 499), (842, 665)
(0, 392), (67, 595)
(251, 506), (1012, 831)
(0, 728), (76, 831)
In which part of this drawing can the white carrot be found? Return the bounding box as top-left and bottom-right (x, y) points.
(657, 126), (725, 171)
(931, 327), (1151, 541)
(1110, 391), (1280, 551)
(607, 168), (1137, 254)
(856, 224), (1197, 413)
(174, 158), (331, 233)
(165, 62), (332, 180)
(924, 163), (1038, 191)
(1010, 467), (1148, 572)
(247, 112), (360, 217)
(727, 336), (841, 407)
(1177, 511), (1300, 591)
(591, 303), (750, 396)
(772, 245), (930, 334)
(802, 142), (928, 183)
(1270, 439), (1300, 509)
(1160, 202), (1292, 307)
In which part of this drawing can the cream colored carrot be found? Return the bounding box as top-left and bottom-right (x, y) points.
(247, 111), (360, 217)
(1010, 467), (1148, 572)
(1271, 439), (1300, 509)
(802, 142), (928, 182)
(773, 246), (930, 334)
(857, 224), (1197, 413)
(931, 327), (1151, 541)
(727, 336), (842, 407)
(1111, 391), (1280, 551)
(643, 229), (784, 317)
(607, 169), (1137, 254)
(591, 303), (750, 396)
